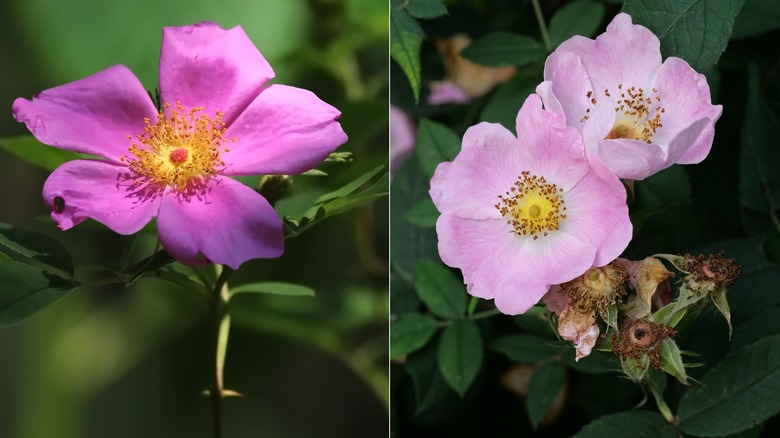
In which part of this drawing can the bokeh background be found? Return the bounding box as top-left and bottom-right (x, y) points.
(0, 1), (388, 437)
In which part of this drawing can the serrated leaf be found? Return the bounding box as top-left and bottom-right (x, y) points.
(391, 312), (438, 359)
(460, 32), (546, 67)
(415, 118), (461, 179)
(527, 361), (566, 429)
(490, 334), (562, 363)
(0, 259), (80, 327)
(677, 335), (780, 436)
(711, 287), (732, 339)
(659, 338), (689, 385)
(0, 222), (74, 276)
(739, 64), (780, 212)
(572, 410), (676, 438)
(731, 0), (780, 39)
(438, 319), (482, 397)
(0, 135), (80, 171)
(623, 0), (746, 73)
(414, 259), (466, 319)
(230, 282), (315, 298)
(391, 10), (424, 102)
(548, 0), (605, 47)
(403, 198), (439, 228)
(406, 0), (447, 19)
(732, 308), (780, 351)
(405, 337), (455, 415)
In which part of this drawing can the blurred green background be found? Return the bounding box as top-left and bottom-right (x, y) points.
(0, 1), (388, 437)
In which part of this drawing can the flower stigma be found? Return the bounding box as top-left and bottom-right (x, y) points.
(495, 171), (567, 240)
(581, 85), (665, 144)
(121, 102), (232, 192)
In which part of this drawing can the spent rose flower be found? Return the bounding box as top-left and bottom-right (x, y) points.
(537, 13), (722, 180)
(428, 34), (516, 105)
(429, 94), (632, 314)
(13, 22), (347, 269)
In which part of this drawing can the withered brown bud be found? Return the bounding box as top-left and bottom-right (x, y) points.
(684, 252), (741, 295)
(612, 319), (676, 369)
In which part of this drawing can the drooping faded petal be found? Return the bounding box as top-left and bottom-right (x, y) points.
(42, 159), (161, 234)
(12, 65), (157, 162)
(557, 307), (599, 361)
(159, 22), (274, 124)
(156, 177), (283, 269)
(430, 122), (522, 220)
(220, 85), (347, 176)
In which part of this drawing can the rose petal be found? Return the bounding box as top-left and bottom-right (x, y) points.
(650, 57), (722, 164)
(390, 106), (416, 177)
(515, 94), (590, 189)
(594, 137), (666, 180)
(220, 84), (347, 176)
(42, 159), (161, 234)
(561, 158), (631, 266)
(428, 81), (472, 105)
(494, 230), (597, 314)
(13, 65), (156, 162)
(430, 122), (522, 220)
(159, 22), (274, 124)
(540, 51), (596, 136)
(157, 177), (283, 269)
(555, 13), (661, 94)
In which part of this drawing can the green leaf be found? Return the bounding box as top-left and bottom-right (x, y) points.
(711, 287), (732, 339)
(0, 222), (74, 276)
(414, 259), (466, 319)
(572, 410), (676, 438)
(460, 32), (546, 67)
(415, 118), (461, 179)
(527, 361), (566, 429)
(659, 338), (689, 385)
(566, 351), (618, 374)
(731, 0), (780, 39)
(406, 0), (447, 19)
(230, 282), (315, 298)
(739, 64), (780, 212)
(490, 334), (562, 363)
(0, 135), (80, 171)
(406, 337), (456, 415)
(403, 198), (439, 228)
(732, 308), (780, 350)
(438, 319), (482, 397)
(390, 159), (440, 285)
(677, 335), (780, 436)
(390, 10), (424, 102)
(0, 259), (80, 327)
(623, 0), (746, 73)
(391, 312), (438, 359)
(548, 0), (606, 47)
(285, 169), (388, 238)
(313, 165), (385, 205)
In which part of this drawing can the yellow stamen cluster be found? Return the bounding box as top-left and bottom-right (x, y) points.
(495, 171), (566, 239)
(581, 84), (665, 144)
(121, 102), (231, 192)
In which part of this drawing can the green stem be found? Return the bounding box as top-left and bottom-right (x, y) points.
(656, 396), (676, 424)
(210, 265), (233, 438)
(531, 0), (552, 52)
(467, 297), (479, 316)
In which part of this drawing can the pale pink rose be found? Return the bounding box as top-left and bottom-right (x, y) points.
(537, 13), (722, 180)
(430, 94), (632, 314)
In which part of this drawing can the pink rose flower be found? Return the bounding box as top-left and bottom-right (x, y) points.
(429, 94), (632, 315)
(537, 13), (722, 180)
(13, 22), (347, 269)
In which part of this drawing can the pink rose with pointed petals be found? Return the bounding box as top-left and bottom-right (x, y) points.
(537, 13), (722, 180)
(13, 22), (347, 269)
(429, 94), (632, 315)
